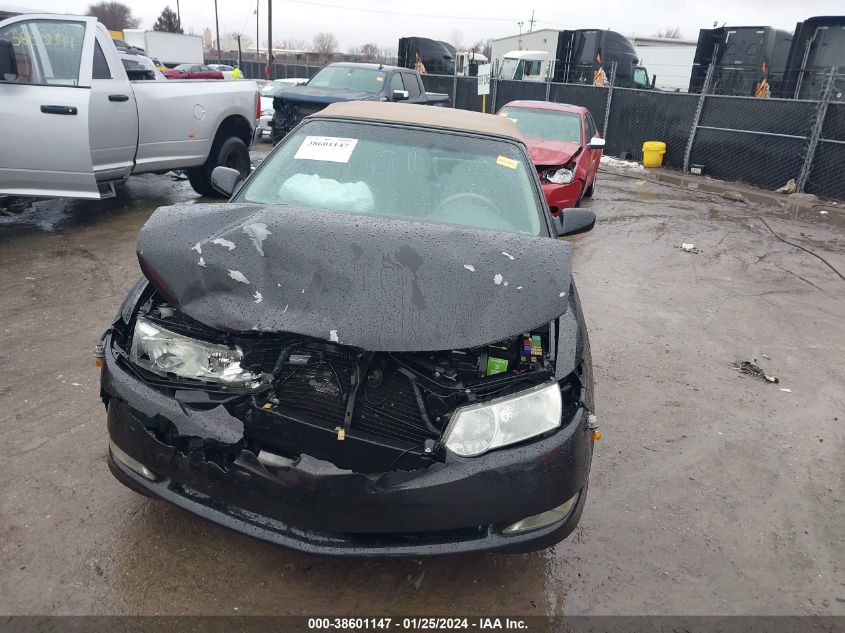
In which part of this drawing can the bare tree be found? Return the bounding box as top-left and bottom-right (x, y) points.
(282, 38), (309, 51)
(87, 1), (140, 30)
(470, 38), (492, 60)
(448, 30), (464, 50)
(381, 46), (397, 64)
(357, 42), (380, 62)
(312, 32), (338, 63)
(654, 27), (683, 39)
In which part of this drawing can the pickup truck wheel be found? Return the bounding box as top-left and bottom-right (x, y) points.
(187, 136), (250, 198)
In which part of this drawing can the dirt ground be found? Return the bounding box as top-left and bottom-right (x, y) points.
(1, 150), (843, 616)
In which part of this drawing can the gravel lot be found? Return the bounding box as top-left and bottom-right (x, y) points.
(1, 151), (843, 616)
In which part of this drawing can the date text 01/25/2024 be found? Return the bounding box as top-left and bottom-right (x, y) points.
(307, 618), (528, 630)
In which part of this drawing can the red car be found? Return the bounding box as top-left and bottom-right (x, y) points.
(162, 64), (224, 80)
(498, 101), (605, 214)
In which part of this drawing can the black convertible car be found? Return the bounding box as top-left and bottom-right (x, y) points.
(99, 102), (598, 556)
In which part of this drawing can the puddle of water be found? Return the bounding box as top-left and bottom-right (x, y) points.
(634, 191), (659, 201)
(0, 199), (73, 231)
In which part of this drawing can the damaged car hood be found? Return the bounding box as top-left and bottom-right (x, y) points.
(524, 138), (581, 167)
(137, 204), (572, 351)
(274, 86), (379, 106)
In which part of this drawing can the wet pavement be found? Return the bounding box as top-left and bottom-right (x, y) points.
(1, 153), (843, 616)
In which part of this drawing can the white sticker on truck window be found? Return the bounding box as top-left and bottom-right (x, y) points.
(294, 136), (359, 163)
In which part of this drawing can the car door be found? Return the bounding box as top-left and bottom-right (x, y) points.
(401, 71), (425, 103)
(88, 25), (138, 181)
(583, 112), (602, 183)
(388, 72), (405, 99)
(0, 15), (100, 198)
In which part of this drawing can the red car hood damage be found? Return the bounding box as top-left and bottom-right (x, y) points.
(524, 138), (582, 167)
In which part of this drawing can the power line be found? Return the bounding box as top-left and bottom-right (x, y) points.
(237, 0), (256, 38)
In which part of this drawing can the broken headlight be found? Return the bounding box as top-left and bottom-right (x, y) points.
(129, 317), (259, 387)
(443, 381), (562, 457)
(542, 164), (575, 185)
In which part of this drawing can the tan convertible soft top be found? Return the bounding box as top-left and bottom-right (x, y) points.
(311, 101), (523, 141)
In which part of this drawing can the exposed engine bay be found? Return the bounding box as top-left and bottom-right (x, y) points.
(107, 285), (583, 474)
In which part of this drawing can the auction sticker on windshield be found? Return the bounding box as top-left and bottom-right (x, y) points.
(294, 136), (359, 163)
(496, 155), (518, 169)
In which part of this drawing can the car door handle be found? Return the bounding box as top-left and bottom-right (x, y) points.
(40, 105), (78, 115)
(108, 94), (129, 102)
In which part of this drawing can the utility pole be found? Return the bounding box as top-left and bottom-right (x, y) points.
(267, 0), (273, 79)
(214, 0), (221, 63)
(176, 0), (181, 28)
(517, 21), (524, 50)
(255, 0), (259, 64)
(528, 10), (535, 32)
(237, 34), (242, 68)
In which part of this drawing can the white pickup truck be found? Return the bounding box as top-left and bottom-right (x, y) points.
(0, 14), (259, 199)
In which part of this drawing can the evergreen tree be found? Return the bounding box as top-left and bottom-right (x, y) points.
(153, 6), (183, 34)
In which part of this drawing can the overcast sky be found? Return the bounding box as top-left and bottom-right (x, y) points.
(17, 0), (845, 50)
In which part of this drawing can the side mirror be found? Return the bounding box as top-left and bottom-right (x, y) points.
(210, 166), (242, 197)
(587, 137), (605, 150)
(553, 208), (596, 237)
(392, 89), (409, 101)
(0, 38), (18, 81)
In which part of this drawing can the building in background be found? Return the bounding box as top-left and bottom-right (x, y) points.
(631, 36), (697, 91)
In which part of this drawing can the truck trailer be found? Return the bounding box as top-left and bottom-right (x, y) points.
(778, 16), (845, 100)
(398, 37), (454, 75)
(490, 28), (654, 89)
(688, 26), (792, 96)
(122, 29), (204, 66)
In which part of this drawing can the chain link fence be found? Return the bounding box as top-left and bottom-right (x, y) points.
(213, 58), (325, 80)
(420, 61), (845, 201)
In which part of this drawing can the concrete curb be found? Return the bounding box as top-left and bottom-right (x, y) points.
(599, 165), (842, 216)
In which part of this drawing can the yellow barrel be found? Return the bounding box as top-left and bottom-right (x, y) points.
(642, 141), (666, 168)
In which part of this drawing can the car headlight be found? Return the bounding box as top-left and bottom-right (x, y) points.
(443, 382), (562, 457)
(129, 317), (260, 387)
(117, 278), (148, 324)
(542, 166), (575, 184)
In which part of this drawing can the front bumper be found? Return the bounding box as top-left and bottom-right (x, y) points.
(541, 181), (582, 215)
(101, 336), (593, 556)
(257, 114), (273, 140)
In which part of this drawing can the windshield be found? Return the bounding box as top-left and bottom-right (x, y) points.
(498, 107), (583, 144)
(499, 57), (520, 80)
(173, 63), (193, 70)
(307, 66), (386, 93)
(237, 120), (543, 236)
